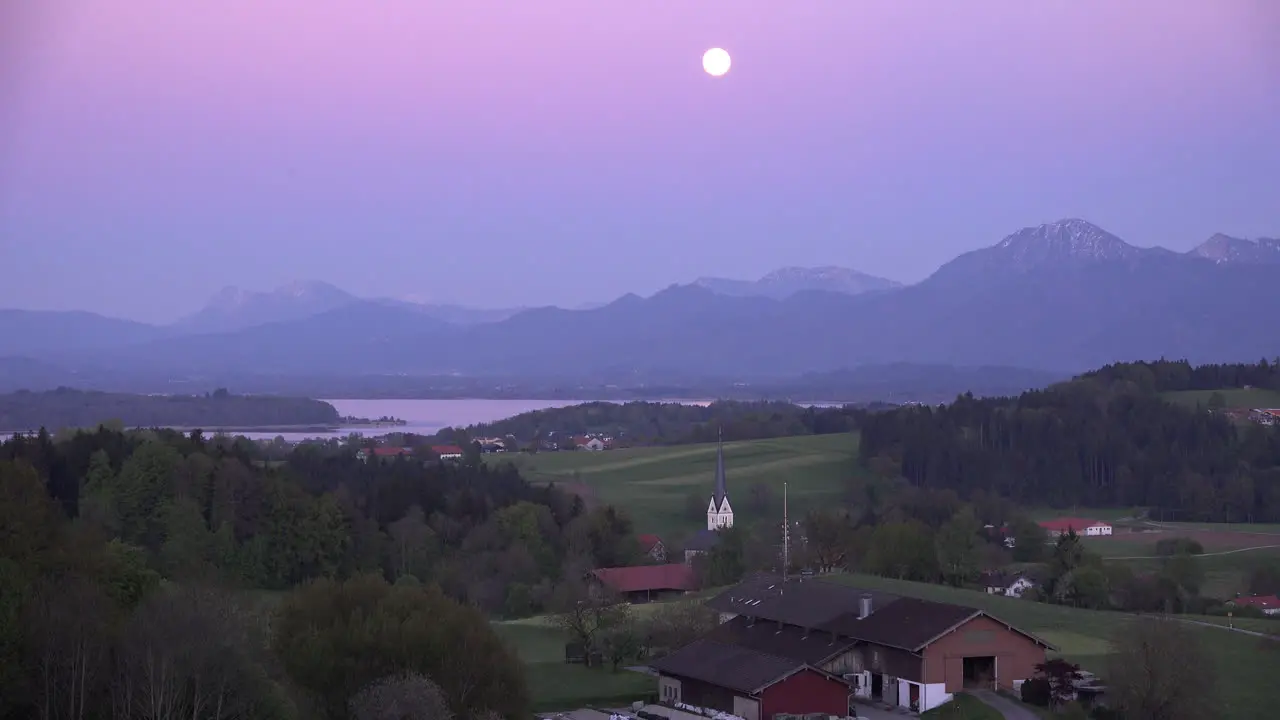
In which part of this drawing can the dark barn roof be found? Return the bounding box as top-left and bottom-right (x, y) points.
(706, 615), (857, 665)
(706, 574), (1055, 653)
(648, 639), (810, 695)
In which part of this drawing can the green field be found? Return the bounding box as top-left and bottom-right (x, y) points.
(827, 573), (1278, 720)
(1162, 387), (1280, 409)
(496, 434), (860, 541)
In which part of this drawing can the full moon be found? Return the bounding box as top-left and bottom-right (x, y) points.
(702, 47), (731, 77)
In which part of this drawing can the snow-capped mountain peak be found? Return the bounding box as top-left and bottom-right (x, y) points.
(694, 266), (901, 299)
(994, 218), (1141, 263)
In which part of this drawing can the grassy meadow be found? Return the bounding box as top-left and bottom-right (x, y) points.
(495, 433), (860, 541)
(1161, 387), (1280, 409)
(827, 573), (1279, 720)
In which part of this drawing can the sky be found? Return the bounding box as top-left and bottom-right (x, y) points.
(1, 0), (1278, 323)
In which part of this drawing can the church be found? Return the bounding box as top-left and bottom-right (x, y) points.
(684, 430), (733, 563)
(705, 430), (734, 530)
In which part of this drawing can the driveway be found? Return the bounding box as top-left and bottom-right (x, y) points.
(845, 704), (910, 720)
(971, 690), (1040, 720)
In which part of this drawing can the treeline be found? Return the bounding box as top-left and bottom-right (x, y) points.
(0, 388), (340, 432)
(442, 400), (869, 447)
(859, 362), (1280, 521)
(700, 481), (1279, 622)
(1081, 358), (1280, 394)
(0, 427), (646, 718)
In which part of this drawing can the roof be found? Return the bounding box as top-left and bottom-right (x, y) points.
(638, 534), (663, 552)
(705, 615), (857, 665)
(362, 446), (410, 457)
(706, 574), (1055, 653)
(818, 596), (981, 651)
(591, 563), (696, 593)
(706, 574), (899, 629)
(1038, 517), (1110, 531)
(648, 638), (812, 695)
(1229, 594), (1280, 610)
(431, 445), (464, 455)
(684, 528), (722, 552)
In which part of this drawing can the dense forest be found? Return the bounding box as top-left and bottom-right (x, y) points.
(859, 360), (1280, 521)
(0, 388), (340, 432)
(0, 426), (644, 718)
(444, 399), (870, 447)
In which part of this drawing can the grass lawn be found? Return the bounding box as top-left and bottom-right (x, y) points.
(1161, 387), (1280, 410)
(919, 693), (1002, 719)
(493, 617), (654, 711)
(496, 433), (861, 541)
(827, 573), (1280, 720)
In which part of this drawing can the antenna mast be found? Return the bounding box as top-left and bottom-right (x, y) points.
(782, 481), (790, 581)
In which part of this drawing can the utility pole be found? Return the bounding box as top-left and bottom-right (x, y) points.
(782, 481), (790, 581)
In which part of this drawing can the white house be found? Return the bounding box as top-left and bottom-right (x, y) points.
(980, 572), (1037, 598)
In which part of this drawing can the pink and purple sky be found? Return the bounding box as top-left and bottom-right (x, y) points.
(1, 0), (1277, 322)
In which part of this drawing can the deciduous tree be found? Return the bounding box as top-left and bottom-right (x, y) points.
(1106, 617), (1216, 720)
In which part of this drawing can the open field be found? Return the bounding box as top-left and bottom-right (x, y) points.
(1161, 387), (1280, 409)
(826, 573), (1279, 720)
(493, 620), (654, 711)
(496, 433), (860, 541)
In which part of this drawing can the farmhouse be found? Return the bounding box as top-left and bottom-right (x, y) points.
(1037, 517), (1112, 537)
(589, 563), (696, 603)
(355, 446), (413, 463)
(1228, 594), (1280, 616)
(978, 571), (1036, 598)
(430, 445), (464, 460)
(650, 575), (1053, 716)
(639, 534), (668, 563)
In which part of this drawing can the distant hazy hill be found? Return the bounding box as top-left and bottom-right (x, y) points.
(0, 388), (339, 432)
(694, 266), (901, 299)
(6, 220), (1280, 379)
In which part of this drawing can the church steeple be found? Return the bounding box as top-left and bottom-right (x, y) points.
(707, 426), (734, 530)
(714, 426), (727, 507)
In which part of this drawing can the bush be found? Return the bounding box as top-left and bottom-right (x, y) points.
(1154, 537), (1203, 556)
(1020, 677), (1051, 707)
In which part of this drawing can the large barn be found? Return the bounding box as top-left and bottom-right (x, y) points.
(649, 575), (1054, 717)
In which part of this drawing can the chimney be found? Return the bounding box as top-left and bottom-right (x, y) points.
(858, 594), (873, 620)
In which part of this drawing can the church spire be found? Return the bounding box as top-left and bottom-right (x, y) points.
(714, 426), (727, 507)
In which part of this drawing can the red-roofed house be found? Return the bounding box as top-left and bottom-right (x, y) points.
(356, 447), (413, 463)
(590, 563), (697, 603)
(1228, 594), (1280, 616)
(638, 534), (668, 563)
(1037, 517), (1112, 537)
(430, 445), (464, 460)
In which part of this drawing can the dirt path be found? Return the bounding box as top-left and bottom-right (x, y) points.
(1107, 544), (1280, 560)
(1142, 520), (1280, 536)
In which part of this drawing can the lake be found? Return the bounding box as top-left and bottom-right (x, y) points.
(239, 398), (718, 441)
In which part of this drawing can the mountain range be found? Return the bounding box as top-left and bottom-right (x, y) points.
(2, 219), (1278, 385)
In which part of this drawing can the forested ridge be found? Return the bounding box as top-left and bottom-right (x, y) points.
(0, 388), (340, 431)
(860, 360), (1280, 521)
(0, 426), (645, 718)
(450, 399), (870, 447)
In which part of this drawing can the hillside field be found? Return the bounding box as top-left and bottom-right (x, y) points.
(827, 574), (1279, 720)
(494, 433), (860, 541)
(1161, 387), (1280, 409)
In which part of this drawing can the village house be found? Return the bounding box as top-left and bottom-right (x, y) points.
(1249, 408), (1280, 426)
(650, 575), (1054, 717)
(356, 446), (413, 463)
(639, 534), (668, 563)
(1037, 517), (1113, 537)
(588, 563), (697, 604)
(978, 571), (1036, 598)
(430, 445), (464, 460)
(1227, 594), (1280, 616)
